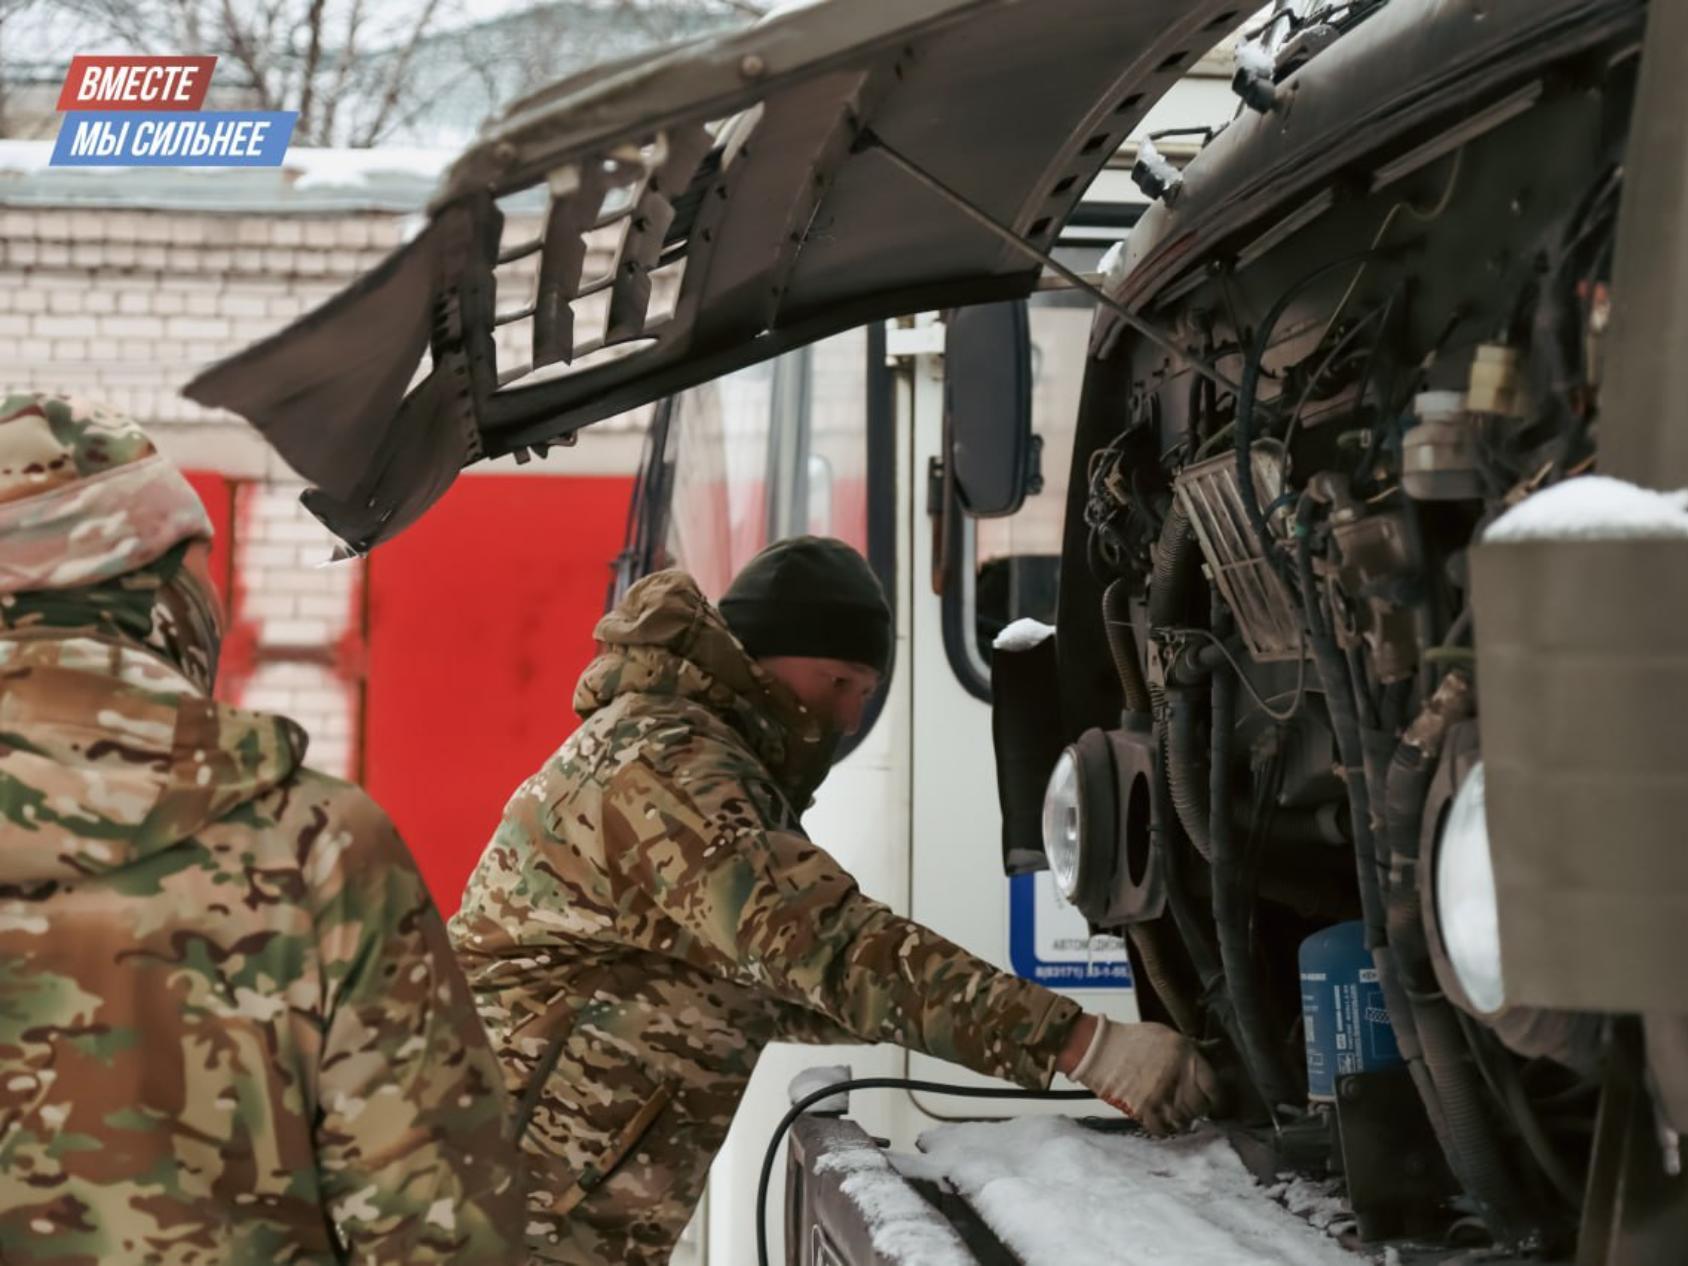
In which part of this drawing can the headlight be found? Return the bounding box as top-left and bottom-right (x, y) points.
(1042, 748), (1084, 900)
(1041, 730), (1116, 910)
(1434, 761), (1506, 1014)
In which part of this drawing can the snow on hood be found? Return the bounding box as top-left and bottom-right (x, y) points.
(1483, 475), (1688, 543)
(993, 617), (1056, 653)
(811, 1142), (975, 1266)
(917, 1117), (1361, 1266)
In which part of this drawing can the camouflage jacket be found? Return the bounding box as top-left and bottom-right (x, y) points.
(0, 634), (524, 1265)
(450, 571), (1081, 1263)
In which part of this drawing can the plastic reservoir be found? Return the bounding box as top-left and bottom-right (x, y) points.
(1299, 920), (1403, 1101)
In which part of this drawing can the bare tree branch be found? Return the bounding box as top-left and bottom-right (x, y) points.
(318, 0), (363, 145)
(355, 0), (442, 145)
(9, 0), (760, 147)
(294, 0), (326, 142)
(217, 0), (275, 108)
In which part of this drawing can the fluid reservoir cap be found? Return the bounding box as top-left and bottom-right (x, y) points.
(1412, 390), (1467, 424)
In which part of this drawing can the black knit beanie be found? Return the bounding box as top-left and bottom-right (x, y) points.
(719, 536), (891, 674)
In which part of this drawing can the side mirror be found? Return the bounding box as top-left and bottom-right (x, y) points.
(944, 299), (1039, 517)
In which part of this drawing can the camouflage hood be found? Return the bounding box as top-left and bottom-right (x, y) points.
(0, 636), (304, 883)
(576, 570), (833, 803)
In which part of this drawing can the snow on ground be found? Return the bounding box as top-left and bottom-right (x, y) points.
(993, 617), (1056, 652)
(1484, 475), (1688, 543)
(1263, 1174), (1353, 1236)
(812, 1137), (975, 1266)
(918, 1117), (1364, 1266)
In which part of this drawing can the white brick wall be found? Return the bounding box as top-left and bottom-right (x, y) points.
(238, 662), (357, 780)
(230, 482), (362, 779)
(1, 204), (651, 436)
(1, 196), (648, 772)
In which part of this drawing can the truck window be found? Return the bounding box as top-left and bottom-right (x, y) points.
(619, 324), (895, 753)
(666, 327), (873, 600)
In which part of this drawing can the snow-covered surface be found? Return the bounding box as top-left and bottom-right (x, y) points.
(1263, 1174), (1353, 1236)
(1134, 136), (1184, 196)
(1234, 39), (1276, 78)
(1483, 475), (1688, 543)
(788, 1065), (852, 1116)
(1100, 239), (1129, 284)
(0, 139), (451, 182)
(812, 1140), (975, 1266)
(993, 617), (1056, 652)
(918, 1117), (1361, 1266)
(0, 140), (484, 212)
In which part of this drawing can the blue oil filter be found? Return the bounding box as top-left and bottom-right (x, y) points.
(1299, 919), (1403, 1101)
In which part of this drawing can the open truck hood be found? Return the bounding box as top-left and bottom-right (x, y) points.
(184, 0), (1244, 551)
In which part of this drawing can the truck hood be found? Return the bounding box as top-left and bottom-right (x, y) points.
(183, 0), (1245, 551)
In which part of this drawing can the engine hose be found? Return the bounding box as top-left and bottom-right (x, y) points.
(1150, 736), (1225, 997)
(1102, 578), (1153, 715)
(1150, 502), (1216, 863)
(1149, 498), (1204, 630)
(1413, 1000), (1537, 1243)
(1208, 653), (1297, 1116)
(756, 1078), (1094, 1266)
(1166, 688), (1213, 863)
(1292, 496), (1384, 936)
(1233, 251), (1390, 588)
(1382, 672), (1538, 1244)
(1128, 923), (1202, 1037)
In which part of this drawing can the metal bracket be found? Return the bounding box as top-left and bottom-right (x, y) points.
(1334, 1067), (1456, 1242)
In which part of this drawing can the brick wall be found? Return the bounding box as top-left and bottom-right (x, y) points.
(1, 197), (643, 778)
(228, 485), (365, 779)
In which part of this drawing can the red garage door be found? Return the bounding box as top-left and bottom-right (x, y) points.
(362, 473), (634, 914)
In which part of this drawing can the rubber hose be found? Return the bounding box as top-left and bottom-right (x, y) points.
(1149, 498), (1204, 630)
(1151, 503), (1215, 862)
(1382, 673), (1537, 1244)
(1166, 689), (1213, 863)
(1154, 742), (1222, 999)
(1209, 654), (1296, 1113)
(1293, 496), (1384, 936)
(1414, 997), (1537, 1243)
(1293, 493), (1467, 1157)
(1102, 578), (1153, 715)
(1128, 923), (1201, 1037)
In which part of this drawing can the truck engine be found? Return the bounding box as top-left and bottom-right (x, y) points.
(993, 0), (1677, 1255)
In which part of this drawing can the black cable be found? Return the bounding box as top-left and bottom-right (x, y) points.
(756, 1077), (1094, 1266)
(1234, 251), (1393, 590)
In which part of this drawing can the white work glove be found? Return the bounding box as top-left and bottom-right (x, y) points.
(1070, 1018), (1222, 1135)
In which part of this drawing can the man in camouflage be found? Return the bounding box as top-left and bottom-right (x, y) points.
(451, 535), (1220, 1263)
(0, 393), (523, 1264)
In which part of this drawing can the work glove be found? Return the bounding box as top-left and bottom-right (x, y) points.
(1070, 1018), (1223, 1135)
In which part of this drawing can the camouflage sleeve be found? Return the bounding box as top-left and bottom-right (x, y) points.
(601, 761), (1082, 1089)
(305, 784), (525, 1263)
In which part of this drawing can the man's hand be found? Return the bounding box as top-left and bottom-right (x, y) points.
(1062, 1016), (1221, 1135)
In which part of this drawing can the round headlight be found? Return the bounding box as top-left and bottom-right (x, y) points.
(1042, 748), (1085, 901)
(1435, 761), (1506, 1014)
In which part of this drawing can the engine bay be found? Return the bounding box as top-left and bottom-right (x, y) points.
(994, 1), (1660, 1257)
